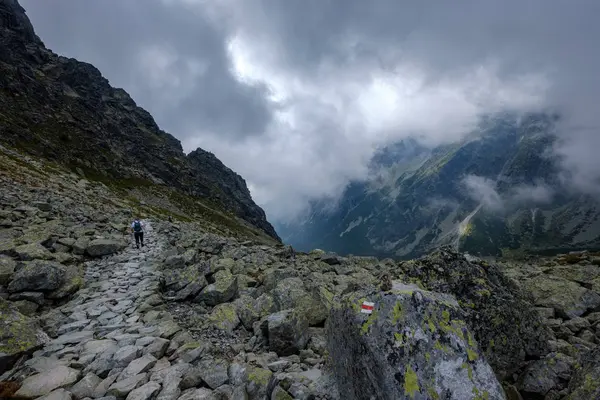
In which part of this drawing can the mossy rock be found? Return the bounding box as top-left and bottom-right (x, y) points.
(0, 298), (50, 374)
(326, 285), (505, 399)
(206, 303), (240, 333)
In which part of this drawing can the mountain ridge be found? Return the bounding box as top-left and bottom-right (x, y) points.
(279, 113), (600, 259)
(0, 0), (280, 241)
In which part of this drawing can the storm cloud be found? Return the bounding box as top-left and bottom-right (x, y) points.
(20, 0), (600, 220)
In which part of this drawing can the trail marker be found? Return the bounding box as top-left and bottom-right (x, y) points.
(361, 301), (375, 314)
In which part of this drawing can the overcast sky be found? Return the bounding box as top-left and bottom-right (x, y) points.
(20, 0), (600, 221)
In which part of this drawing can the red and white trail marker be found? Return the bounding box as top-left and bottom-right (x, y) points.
(361, 301), (375, 314)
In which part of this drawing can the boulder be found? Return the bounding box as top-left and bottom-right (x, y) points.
(47, 264), (84, 299)
(397, 248), (552, 380)
(0, 255), (16, 285)
(273, 278), (324, 326)
(85, 239), (124, 257)
(517, 352), (574, 397)
(14, 242), (54, 261)
(567, 346), (600, 400)
(7, 260), (66, 293)
(14, 366), (80, 398)
(326, 283), (505, 400)
(267, 309), (309, 356)
(0, 298), (50, 373)
(522, 274), (600, 319)
(72, 237), (90, 255)
(206, 303), (240, 333)
(193, 269), (238, 306)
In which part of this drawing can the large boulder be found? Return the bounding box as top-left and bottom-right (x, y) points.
(193, 269), (238, 306)
(395, 247), (552, 380)
(273, 277), (325, 326)
(0, 298), (50, 374)
(206, 303), (240, 333)
(14, 243), (53, 261)
(521, 274), (600, 319)
(327, 283), (505, 400)
(267, 309), (309, 356)
(7, 260), (66, 293)
(85, 239), (125, 257)
(516, 352), (575, 398)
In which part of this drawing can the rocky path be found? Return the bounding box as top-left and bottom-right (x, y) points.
(2, 222), (217, 400)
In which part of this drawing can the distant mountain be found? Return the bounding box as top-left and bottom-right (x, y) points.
(0, 0), (279, 241)
(278, 113), (600, 258)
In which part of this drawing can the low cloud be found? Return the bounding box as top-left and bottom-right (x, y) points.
(462, 175), (504, 212)
(21, 0), (600, 222)
(509, 183), (555, 205)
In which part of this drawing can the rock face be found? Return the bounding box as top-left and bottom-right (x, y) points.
(397, 248), (552, 380)
(327, 284), (506, 400)
(0, 0), (279, 241)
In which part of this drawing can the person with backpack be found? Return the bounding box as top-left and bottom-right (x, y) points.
(130, 218), (145, 249)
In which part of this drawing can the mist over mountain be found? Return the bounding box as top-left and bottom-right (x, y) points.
(278, 113), (600, 258)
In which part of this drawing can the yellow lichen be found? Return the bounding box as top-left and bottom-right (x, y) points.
(404, 366), (419, 398)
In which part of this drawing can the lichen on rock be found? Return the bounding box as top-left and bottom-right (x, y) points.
(326, 284), (505, 400)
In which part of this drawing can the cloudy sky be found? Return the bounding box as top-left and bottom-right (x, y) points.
(20, 0), (600, 221)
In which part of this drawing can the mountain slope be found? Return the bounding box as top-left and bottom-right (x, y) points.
(0, 0), (279, 241)
(279, 113), (600, 258)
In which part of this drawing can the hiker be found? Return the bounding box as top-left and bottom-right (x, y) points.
(130, 218), (145, 249)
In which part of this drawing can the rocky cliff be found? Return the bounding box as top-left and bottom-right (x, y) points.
(0, 0), (279, 241)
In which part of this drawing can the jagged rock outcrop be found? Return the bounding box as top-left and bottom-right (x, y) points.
(0, 0), (279, 240)
(327, 284), (505, 400)
(396, 248), (553, 380)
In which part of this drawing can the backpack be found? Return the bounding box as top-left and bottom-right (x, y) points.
(133, 221), (142, 232)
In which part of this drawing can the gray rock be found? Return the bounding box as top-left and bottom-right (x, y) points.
(180, 366), (203, 390)
(53, 330), (94, 345)
(142, 338), (170, 359)
(125, 381), (161, 400)
(14, 366), (80, 398)
(119, 354), (158, 381)
(232, 386), (248, 400)
(70, 372), (102, 400)
(72, 238), (90, 255)
(9, 290), (45, 305)
(245, 367), (272, 400)
(155, 370), (181, 400)
(198, 358), (229, 389)
(517, 352), (574, 397)
(107, 373), (148, 397)
(92, 375), (118, 398)
(57, 319), (91, 335)
(567, 346), (600, 400)
(327, 285), (505, 400)
(8, 260), (66, 292)
(15, 243), (54, 262)
(267, 309), (309, 356)
(85, 239), (125, 257)
(114, 345), (143, 367)
(179, 388), (216, 400)
(0, 298), (50, 374)
(228, 363), (248, 386)
(38, 388), (73, 400)
(0, 255), (16, 285)
(270, 386), (293, 400)
(194, 269), (238, 306)
(206, 303), (240, 333)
